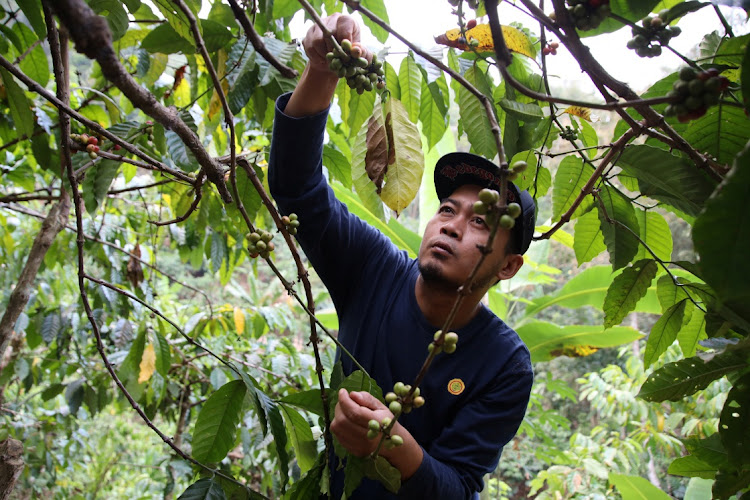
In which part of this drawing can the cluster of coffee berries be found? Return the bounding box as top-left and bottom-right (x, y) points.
(144, 121), (154, 145)
(280, 213), (300, 235)
(472, 186), (523, 230)
(71, 133), (101, 159)
(366, 418), (403, 448)
(626, 11), (682, 58)
(385, 382), (425, 418)
(559, 126), (578, 141)
(564, 0), (611, 31)
(326, 39), (385, 95)
(542, 41), (560, 56)
(665, 67), (729, 123)
(247, 229), (275, 259)
(428, 330), (459, 355)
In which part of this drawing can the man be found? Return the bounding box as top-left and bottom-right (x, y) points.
(268, 14), (534, 499)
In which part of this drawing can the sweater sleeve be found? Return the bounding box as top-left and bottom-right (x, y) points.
(398, 348), (533, 499)
(268, 93), (395, 311)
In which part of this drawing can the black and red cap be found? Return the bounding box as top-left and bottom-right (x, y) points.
(434, 152), (536, 254)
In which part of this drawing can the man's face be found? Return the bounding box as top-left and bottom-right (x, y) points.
(418, 184), (517, 290)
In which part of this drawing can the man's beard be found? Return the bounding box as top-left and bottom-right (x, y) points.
(418, 259), (498, 291)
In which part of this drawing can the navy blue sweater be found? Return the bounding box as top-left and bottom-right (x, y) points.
(269, 93), (533, 499)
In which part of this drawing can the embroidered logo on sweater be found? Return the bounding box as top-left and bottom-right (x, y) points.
(447, 378), (465, 395)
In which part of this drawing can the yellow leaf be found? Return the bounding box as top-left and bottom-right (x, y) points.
(563, 106), (593, 122)
(550, 344), (600, 358)
(138, 344), (156, 383)
(173, 78), (191, 108)
(234, 307), (245, 335)
(208, 49), (229, 120)
(435, 24), (535, 59)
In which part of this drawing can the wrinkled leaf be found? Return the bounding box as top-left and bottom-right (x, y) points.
(603, 259), (658, 328)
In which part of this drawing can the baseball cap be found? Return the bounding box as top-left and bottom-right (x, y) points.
(434, 152), (536, 254)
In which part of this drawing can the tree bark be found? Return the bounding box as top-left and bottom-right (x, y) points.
(0, 194), (71, 379)
(0, 438), (24, 500)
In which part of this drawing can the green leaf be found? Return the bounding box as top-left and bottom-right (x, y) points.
(525, 265), (660, 318)
(644, 299), (687, 367)
(279, 404), (317, 474)
(344, 456), (366, 498)
(141, 23), (195, 54)
(41, 313), (62, 344)
(151, 330), (171, 376)
(280, 390), (328, 417)
(516, 320), (643, 363)
(638, 351), (748, 402)
(678, 308), (706, 358)
(456, 66), (496, 159)
(609, 473), (672, 500)
(669, 456), (717, 480)
(82, 160), (120, 214)
(507, 150), (538, 192)
(379, 98), (424, 215)
(682, 106), (750, 167)
(166, 130), (200, 172)
(634, 209), (673, 262)
(384, 61), (400, 101)
(656, 274), (690, 312)
(498, 99), (544, 122)
(177, 478), (227, 500)
(573, 209), (606, 265)
(719, 372), (750, 468)
(201, 19), (233, 52)
(419, 78), (448, 151)
(152, 0), (196, 47)
(597, 186), (640, 271)
(268, 402), (289, 492)
(617, 145), (717, 218)
(693, 143), (750, 325)
(324, 145), (352, 189)
(287, 453), (326, 500)
(210, 232), (227, 274)
(552, 156), (595, 221)
(273, 0), (300, 18)
(338, 370), (383, 401)
(346, 87), (376, 140)
(228, 164), (263, 224)
(578, 117), (599, 159)
(191, 379), (246, 463)
(90, 0), (129, 41)
(363, 456), (401, 494)
(358, 0), (390, 43)
(118, 328), (146, 383)
(684, 478), (715, 499)
(398, 54), (422, 124)
(227, 61), (260, 115)
(14, 23), (48, 88)
(603, 259), (658, 328)
(17, 0), (46, 39)
(0, 67), (34, 138)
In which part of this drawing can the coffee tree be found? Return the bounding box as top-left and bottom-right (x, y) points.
(0, 0), (748, 498)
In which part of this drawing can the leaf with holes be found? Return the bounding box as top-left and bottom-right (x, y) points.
(638, 351), (748, 402)
(191, 379), (246, 463)
(719, 372), (750, 468)
(603, 259), (658, 328)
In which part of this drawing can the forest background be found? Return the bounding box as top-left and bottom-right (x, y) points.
(0, 0), (749, 498)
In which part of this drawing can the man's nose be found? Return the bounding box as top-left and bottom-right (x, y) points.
(440, 220), (461, 239)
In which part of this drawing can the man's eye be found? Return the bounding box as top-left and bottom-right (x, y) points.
(473, 217), (487, 227)
(439, 206), (454, 214)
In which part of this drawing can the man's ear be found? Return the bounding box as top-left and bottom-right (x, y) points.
(496, 254), (524, 282)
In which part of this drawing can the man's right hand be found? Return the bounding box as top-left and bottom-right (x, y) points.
(284, 14), (369, 117)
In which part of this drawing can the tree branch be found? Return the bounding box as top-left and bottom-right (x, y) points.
(227, 0), (298, 79)
(48, 0), (233, 203)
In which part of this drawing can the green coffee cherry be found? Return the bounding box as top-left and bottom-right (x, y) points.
(385, 392), (398, 404)
(413, 396), (425, 408)
(444, 332), (459, 345)
(507, 203), (522, 219)
(511, 161), (528, 173)
(368, 419), (380, 432)
(478, 188), (499, 205)
(389, 435), (404, 446)
(473, 201), (488, 215)
(393, 382), (406, 396)
(499, 214), (515, 229)
(366, 428), (379, 439)
(389, 401), (402, 415)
